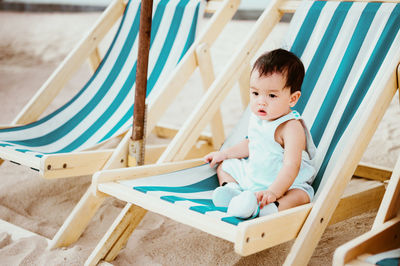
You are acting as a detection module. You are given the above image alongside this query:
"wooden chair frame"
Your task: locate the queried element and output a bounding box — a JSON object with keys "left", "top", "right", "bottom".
{"left": 0, "top": 0, "right": 234, "bottom": 178}
{"left": 85, "top": 0, "right": 400, "bottom": 265}
{"left": 333, "top": 66, "right": 400, "bottom": 266}
{"left": 0, "top": 0, "right": 241, "bottom": 250}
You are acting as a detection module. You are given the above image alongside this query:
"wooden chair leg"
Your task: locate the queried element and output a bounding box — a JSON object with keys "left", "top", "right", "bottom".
{"left": 196, "top": 43, "right": 225, "bottom": 149}
{"left": 238, "top": 61, "right": 251, "bottom": 110}
{"left": 373, "top": 155, "right": 400, "bottom": 228}
{"left": 104, "top": 205, "right": 147, "bottom": 261}
{"left": 333, "top": 217, "right": 400, "bottom": 265}
{"left": 49, "top": 185, "right": 106, "bottom": 249}
{"left": 85, "top": 203, "right": 147, "bottom": 266}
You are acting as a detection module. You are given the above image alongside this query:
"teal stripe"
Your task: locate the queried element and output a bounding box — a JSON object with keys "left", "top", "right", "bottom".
{"left": 100, "top": 0, "right": 198, "bottom": 143}
{"left": 221, "top": 216, "right": 245, "bottom": 226}
{"left": 290, "top": 1, "right": 327, "bottom": 58}
{"left": 376, "top": 258, "right": 399, "bottom": 266}
{"left": 0, "top": 0, "right": 135, "bottom": 133}
{"left": 15, "top": 149, "right": 30, "bottom": 153}
{"left": 0, "top": 0, "right": 197, "bottom": 153}
{"left": 311, "top": 2, "right": 381, "bottom": 146}
{"left": 147, "top": 0, "right": 190, "bottom": 91}
{"left": 296, "top": 1, "right": 353, "bottom": 113}
{"left": 313, "top": 4, "right": 400, "bottom": 191}
{"left": 57, "top": 0, "right": 189, "bottom": 151}
{"left": 2, "top": 2, "right": 142, "bottom": 148}
{"left": 0, "top": 143, "right": 13, "bottom": 147}
{"left": 56, "top": 0, "right": 170, "bottom": 152}
{"left": 99, "top": 105, "right": 133, "bottom": 142}
{"left": 190, "top": 205, "right": 227, "bottom": 214}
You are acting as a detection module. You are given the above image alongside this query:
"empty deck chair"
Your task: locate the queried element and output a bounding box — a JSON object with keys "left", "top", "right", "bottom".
{"left": 0, "top": 0, "right": 240, "bottom": 248}
{"left": 0, "top": 0, "right": 209, "bottom": 178}
{"left": 333, "top": 154, "right": 400, "bottom": 266}
{"left": 87, "top": 0, "right": 400, "bottom": 264}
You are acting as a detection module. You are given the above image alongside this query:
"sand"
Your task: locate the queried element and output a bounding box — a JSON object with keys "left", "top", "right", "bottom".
{"left": 0, "top": 10, "right": 399, "bottom": 266}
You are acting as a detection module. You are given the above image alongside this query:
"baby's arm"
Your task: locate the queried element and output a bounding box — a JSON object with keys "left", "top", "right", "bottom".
{"left": 256, "top": 120, "right": 305, "bottom": 207}
{"left": 204, "top": 139, "right": 249, "bottom": 168}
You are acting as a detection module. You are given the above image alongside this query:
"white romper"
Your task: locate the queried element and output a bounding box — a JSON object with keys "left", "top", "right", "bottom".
{"left": 221, "top": 110, "right": 316, "bottom": 201}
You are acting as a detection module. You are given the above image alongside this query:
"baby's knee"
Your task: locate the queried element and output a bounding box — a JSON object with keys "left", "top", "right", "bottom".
{"left": 296, "top": 189, "right": 311, "bottom": 204}
{"left": 288, "top": 188, "right": 310, "bottom": 204}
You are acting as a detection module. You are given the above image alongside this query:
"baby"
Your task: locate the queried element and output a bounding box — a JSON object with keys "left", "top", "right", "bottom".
{"left": 204, "top": 49, "right": 316, "bottom": 219}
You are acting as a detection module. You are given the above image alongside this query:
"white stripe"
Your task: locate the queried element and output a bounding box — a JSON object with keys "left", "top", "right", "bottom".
{"left": 29, "top": 15, "right": 142, "bottom": 152}
{"left": 3, "top": 0, "right": 179, "bottom": 152}
{"left": 80, "top": 0, "right": 201, "bottom": 150}
{"left": 0, "top": 1, "right": 140, "bottom": 142}
{"left": 0, "top": 0, "right": 202, "bottom": 153}
{"left": 148, "top": 0, "right": 200, "bottom": 103}
{"left": 147, "top": 0, "right": 180, "bottom": 78}
{"left": 0, "top": 1, "right": 139, "bottom": 141}
{"left": 282, "top": 0, "right": 314, "bottom": 50}
{"left": 302, "top": 2, "right": 367, "bottom": 127}
{"left": 42, "top": 1, "right": 148, "bottom": 152}
{"left": 365, "top": 248, "right": 400, "bottom": 264}
{"left": 200, "top": 210, "right": 231, "bottom": 220}
{"left": 312, "top": 3, "right": 395, "bottom": 176}
{"left": 143, "top": 189, "right": 213, "bottom": 200}
{"left": 303, "top": 2, "right": 340, "bottom": 71}
{"left": 120, "top": 164, "right": 216, "bottom": 188}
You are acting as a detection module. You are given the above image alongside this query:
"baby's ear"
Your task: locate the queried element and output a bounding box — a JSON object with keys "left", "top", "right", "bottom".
{"left": 289, "top": 91, "right": 301, "bottom": 107}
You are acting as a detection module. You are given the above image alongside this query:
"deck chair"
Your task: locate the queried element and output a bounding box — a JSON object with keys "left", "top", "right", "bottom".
{"left": 86, "top": 0, "right": 400, "bottom": 264}
{"left": 333, "top": 153, "right": 400, "bottom": 265}
{"left": 0, "top": 0, "right": 240, "bottom": 248}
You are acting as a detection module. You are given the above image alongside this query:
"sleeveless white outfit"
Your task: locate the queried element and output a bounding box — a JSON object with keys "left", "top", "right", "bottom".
{"left": 221, "top": 110, "right": 316, "bottom": 200}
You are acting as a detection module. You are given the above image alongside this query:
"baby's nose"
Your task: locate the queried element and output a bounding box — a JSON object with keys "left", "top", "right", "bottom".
{"left": 258, "top": 98, "right": 267, "bottom": 106}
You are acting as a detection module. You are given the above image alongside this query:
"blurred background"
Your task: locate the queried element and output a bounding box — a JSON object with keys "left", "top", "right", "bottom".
{"left": 0, "top": 0, "right": 269, "bottom": 19}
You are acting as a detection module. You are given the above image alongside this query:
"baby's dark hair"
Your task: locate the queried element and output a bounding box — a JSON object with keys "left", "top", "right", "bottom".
{"left": 252, "top": 49, "right": 305, "bottom": 93}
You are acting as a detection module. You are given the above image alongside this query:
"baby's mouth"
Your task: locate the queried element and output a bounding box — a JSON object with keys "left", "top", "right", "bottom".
{"left": 257, "top": 109, "right": 267, "bottom": 116}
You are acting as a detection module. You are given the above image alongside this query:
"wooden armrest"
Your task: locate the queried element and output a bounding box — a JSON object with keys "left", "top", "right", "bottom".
{"left": 235, "top": 204, "right": 312, "bottom": 256}
{"left": 0, "top": 124, "right": 22, "bottom": 129}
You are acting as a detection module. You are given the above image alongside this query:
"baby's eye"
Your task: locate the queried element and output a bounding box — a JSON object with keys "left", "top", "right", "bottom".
{"left": 269, "top": 94, "right": 277, "bottom": 98}
{"left": 252, "top": 91, "right": 259, "bottom": 96}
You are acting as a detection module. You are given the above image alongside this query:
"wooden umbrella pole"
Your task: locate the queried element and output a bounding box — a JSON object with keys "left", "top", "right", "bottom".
{"left": 129, "top": 0, "right": 153, "bottom": 167}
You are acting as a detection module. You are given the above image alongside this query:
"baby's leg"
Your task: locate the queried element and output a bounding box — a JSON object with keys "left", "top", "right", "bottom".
{"left": 276, "top": 188, "right": 310, "bottom": 211}
{"left": 213, "top": 162, "right": 241, "bottom": 207}
{"left": 216, "top": 163, "right": 237, "bottom": 185}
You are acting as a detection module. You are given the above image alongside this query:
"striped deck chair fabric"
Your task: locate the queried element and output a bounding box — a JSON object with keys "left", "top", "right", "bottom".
{"left": 0, "top": 0, "right": 201, "bottom": 169}
{"left": 111, "top": 1, "right": 400, "bottom": 226}
{"left": 364, "top": 249, "right": 400, "bottom": 266}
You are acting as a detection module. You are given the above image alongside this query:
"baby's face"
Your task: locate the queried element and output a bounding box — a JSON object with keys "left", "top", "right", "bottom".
{"left": 249, "top": 70, "right": 300, "bottom": 121}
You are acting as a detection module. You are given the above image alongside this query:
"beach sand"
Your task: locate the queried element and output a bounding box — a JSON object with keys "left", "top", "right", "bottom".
{"left": 0, "top": 10, "right": 399, "bottom": 265}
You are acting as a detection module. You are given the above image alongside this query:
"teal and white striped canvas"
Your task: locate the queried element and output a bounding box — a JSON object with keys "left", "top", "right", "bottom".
{"left": 0, "top": 0, "right": 201, "bottom": 160}
{"left": 365, "top": 248, "right": 400, "bottom": 266}
{"left": 118, "top": 1, "right": 400, "bottom": 226}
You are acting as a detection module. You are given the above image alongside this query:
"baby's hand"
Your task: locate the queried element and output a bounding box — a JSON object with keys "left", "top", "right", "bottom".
{"left": 203, "top": 151, "right": 227, "bottom": 168}
{"left": 255, "top": 190, "right": 277, "bottom": 208}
